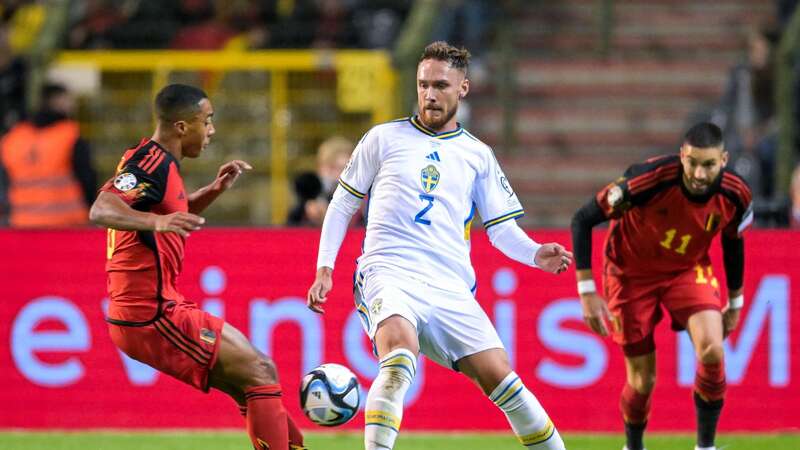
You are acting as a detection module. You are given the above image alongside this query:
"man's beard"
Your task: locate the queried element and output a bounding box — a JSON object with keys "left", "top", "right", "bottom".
{"left": 420, "top": 105, "right": 457, "bottom": 130}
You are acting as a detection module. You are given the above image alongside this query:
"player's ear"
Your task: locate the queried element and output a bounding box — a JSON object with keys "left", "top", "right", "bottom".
{"left": 173, "top": 120, "right": 188, "bottom": 136}
{"left": 721, "top": 149, "right": 729, "bottom": 167}
{"left": 459, "top": 77, "right": 470, "bottom": 99}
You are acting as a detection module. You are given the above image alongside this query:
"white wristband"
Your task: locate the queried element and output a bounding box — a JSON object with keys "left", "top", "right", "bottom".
{"left": 728, "top": 294, "right": 744, "bottom": 309}
{"left": 577, "top": 279, "right": 597, "bottom": 295}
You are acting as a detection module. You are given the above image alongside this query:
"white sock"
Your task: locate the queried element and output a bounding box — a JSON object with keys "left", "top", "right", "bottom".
{"left": 490, "top": 372, "right": 566, "bottom": 449}
{"left": 364, "top": 348, "right": 417, "bottom": 450}
{"left": 695, "top": 447, "right": 716, "bottom": 450}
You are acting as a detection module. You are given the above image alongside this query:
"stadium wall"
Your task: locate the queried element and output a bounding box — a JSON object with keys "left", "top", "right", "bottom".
{"left": 0, "top": 229, "right": 795, "bottom": 431}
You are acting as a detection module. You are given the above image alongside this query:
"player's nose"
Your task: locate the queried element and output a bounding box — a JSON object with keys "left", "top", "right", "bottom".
{"left": 693, "top": 167, "right": 706, "bottom": 179}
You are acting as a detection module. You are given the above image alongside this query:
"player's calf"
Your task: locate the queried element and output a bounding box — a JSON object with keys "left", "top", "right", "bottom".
{"left": 213, "top": 324, "right": 292, "bottom": 450}
{"left": 694, "top": 359, "right": 726, "bottom": 450}
{"left": 364, "top": 348, "right": 417, "bottom": 450}
{"left": 490, "top": 372, "right": 565, "bottom": 449}
{"left": 620, "top": 383, "right": 652, "bottom": 450}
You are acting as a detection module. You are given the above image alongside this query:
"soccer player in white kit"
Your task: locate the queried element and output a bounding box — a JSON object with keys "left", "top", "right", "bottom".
{"left": 307, "top": 41, "right": 573, "bottom": 450}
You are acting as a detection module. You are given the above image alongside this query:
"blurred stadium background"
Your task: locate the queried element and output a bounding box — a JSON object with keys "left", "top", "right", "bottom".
{"left": 1, "top": 0, "right": 799, "bottom": 449}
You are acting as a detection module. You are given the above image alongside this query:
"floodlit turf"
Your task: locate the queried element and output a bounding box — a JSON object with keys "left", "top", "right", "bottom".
{"left": 1, "top": 431, "right": 799, "bottom": 450}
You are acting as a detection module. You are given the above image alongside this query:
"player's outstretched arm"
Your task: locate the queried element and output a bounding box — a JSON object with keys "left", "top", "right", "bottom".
{"left": 90, "top": 191, "right": 205, "bottom": 237}
{"left": 188, "top": 160, "right": 252, "bottom": 214}
{"left": 534, "top": 243, "right": 574, "bottom": 274}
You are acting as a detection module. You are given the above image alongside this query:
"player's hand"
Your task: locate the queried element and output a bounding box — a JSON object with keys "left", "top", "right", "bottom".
{"left": 580, "top": 292, "right": 611, "bottom": 336}
{"left": 213, "top": 160, "right": 252, "bottom": 191}
{"left": 308, "top": 267, "right": 333, "bottom": 314}
{"left": 153, "top": 211, "right": 205, "bottom": 237}
{"left": 534, "top": 243, "right": 574, "bottom": 274}
{"left": 722, "top": 305, "right": 741, "bottom": 338}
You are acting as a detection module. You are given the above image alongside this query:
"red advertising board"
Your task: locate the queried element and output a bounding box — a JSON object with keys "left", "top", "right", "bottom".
{"left": 0, "top": 229, "right": 796, "bottom": 431}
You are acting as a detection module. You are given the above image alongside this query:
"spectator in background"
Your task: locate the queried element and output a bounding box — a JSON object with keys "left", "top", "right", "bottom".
{"left": 0, "top": 24, "right": 26, "bottom": 135}
{"left": 317, "top": 135, "right": 353, "bottom": 199}
{"left": 171, "top": 0, "right": 239, "bottom": 50}
{"left": 312, "top": 0, "right": 358, "bottom": 48}
{"left": 287, "top": 171, "right": 327, "bottom": 226}
{"left": 287, "top": 135, "right": 356, "bottom": 226}
{"left": 711, "top": 25, "right": 781, "bottom": 200}
{"left": 68, "top": 0, "right": 179, "bottom": 49}
{"left": 0, "top": 83, "right": 97, "bottom": 227}
{"left": 352, "top": 0, "right": 410, "bottom": 49}
{"left": 67, "top": 0, "right": 133, "bottom": 49}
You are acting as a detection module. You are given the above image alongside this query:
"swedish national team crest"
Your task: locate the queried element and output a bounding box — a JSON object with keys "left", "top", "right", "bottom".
{"left": 420, "top": 165, "right": 440, "bottom": 193}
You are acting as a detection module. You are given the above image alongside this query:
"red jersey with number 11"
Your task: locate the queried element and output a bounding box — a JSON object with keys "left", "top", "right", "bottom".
{"left": 594, "top": 155, "right": 752, "bottom": 279}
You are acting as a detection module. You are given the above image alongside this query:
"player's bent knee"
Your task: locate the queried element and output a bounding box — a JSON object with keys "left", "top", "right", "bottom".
{"left": 374, "top": 315, "right": 419, "bottom": 355}
{"left": 697, "top": 342, "right": 724, "bottom": 364}
{"left": 630, "top": 372, "right": 656, "bottom": 394}
{"left": 250, "top": 355, "right": 278, "bottom": 386}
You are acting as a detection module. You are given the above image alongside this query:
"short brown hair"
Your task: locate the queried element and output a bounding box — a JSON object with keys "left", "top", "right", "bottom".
{"left": 419, "top": 41, "right": 471, "bottom": 73}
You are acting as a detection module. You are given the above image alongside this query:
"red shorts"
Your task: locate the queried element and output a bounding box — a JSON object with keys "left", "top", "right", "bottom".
{"left": 108, "top": 300, "right": 224, "bottom": 392}
{"left": 603, "top": 264, "right": 722, "bottom": 357}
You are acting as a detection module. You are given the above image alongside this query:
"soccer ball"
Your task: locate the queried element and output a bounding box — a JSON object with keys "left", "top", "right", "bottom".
{"left": 299, "top": 363, "right": 360, "bottom": 426}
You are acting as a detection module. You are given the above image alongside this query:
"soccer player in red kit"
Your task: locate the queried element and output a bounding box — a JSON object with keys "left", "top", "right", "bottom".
{"left": 570, "top": 123, "right": 752, "bottom": 450}
{"left": 90, "top": 84, "right": 305, "bottom": 450}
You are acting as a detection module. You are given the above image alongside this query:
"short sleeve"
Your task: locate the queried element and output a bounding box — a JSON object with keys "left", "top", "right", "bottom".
{"left": 100, "top": 147, "right": 169, "bottom": 210}
{"left": 474, "top": 152, "right": 524, "bottom": 229}
{"left": 337, "top": 129, "right": 379, "bottom": 200}
{"left": 595, "top": 156, "right": 680, "bottom": 219}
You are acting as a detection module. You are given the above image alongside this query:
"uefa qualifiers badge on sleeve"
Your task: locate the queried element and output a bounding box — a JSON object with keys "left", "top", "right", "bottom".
{"left": 114, "top": 173, "right": 138, "bottom": 191}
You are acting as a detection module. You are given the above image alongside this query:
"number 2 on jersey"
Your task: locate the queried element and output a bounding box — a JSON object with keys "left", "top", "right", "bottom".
{"left": 415, "top": 194, "right": 435, "bottom": 225}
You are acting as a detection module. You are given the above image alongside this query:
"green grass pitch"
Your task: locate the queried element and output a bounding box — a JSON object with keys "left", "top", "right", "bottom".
{"left": 1, "top": 431, "right": 798, "bottom": 450}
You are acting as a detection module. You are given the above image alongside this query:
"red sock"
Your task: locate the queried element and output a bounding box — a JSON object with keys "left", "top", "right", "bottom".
{"left": 245, "top": 385, "right": 289, "bottom": 450}
{"left": 620, "top": 383, "right": 652, "bottom": 424}
{"left": 287, "top": 412, "right": 304, "bottom": 448}
{"left": 238, "top": 404, "right": 248, "bottom": 418}
{"left": 695, "top": 361, "right": 726, "bottom": 402}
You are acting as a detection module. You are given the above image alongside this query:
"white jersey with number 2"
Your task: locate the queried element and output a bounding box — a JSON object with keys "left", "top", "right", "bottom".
{"left": 335, "top": 116, "right": 524, "bottom": 294}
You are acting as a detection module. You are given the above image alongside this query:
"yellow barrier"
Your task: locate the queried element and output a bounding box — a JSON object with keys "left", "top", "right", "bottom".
{"left": 53, "top": 50, "right": 398, "bottom": 225}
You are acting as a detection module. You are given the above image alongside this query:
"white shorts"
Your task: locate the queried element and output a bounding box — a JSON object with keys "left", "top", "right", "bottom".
{"left": 354, "top": 265, "right": 505, "bottom": 370}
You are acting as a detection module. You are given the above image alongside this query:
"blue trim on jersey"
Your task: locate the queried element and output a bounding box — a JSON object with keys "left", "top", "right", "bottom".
{"left": 464, "top": 203, "right": 476, "bottom": 225}
{"left": 409, "top": 116, "right": 464, "bottom": 140}
{"left": 470, "top": 282, "right": 477, "bottom": 294}
{"left": 484, "top": 209, "right": 525, "bottom": 229}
